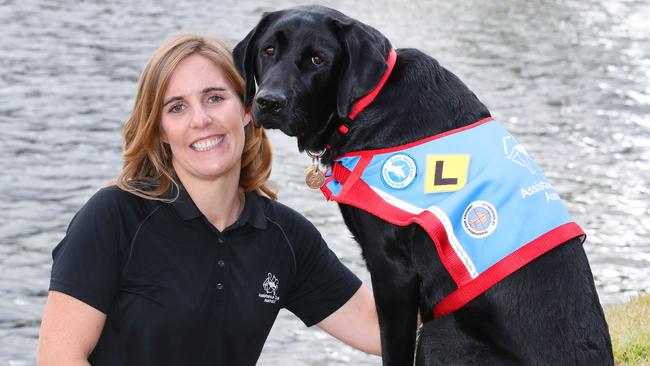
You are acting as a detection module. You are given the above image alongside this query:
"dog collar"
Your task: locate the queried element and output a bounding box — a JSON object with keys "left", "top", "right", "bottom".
{"left": 325, "top": 48, "right": 397, "bottom": 149}
{"left": 348, "top": 48, "right": 398, "bottom": 121}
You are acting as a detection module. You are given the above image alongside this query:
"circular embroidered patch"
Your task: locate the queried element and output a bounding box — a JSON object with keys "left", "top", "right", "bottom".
{"left": 462, "top": 200, "right": 498, "bottom": 238}
{"left": 381, "top": 153, "right": 417, "bottom": 189}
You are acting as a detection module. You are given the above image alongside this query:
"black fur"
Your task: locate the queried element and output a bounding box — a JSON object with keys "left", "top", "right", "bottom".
{"left": 234, "top": 5, "right": 613, "bottom": 365}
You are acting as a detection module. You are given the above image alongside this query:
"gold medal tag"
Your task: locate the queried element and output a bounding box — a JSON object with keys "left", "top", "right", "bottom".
{"left": 304, "top": 150, "right": 326, "bottom": 189}
{"left": 305, "top": 168, "right": 325, "bottom": 189}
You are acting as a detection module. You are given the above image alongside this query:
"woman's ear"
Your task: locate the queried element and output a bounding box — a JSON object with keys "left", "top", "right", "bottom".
{"left": 243, "top": 109, "right": 252, "bottom": 127}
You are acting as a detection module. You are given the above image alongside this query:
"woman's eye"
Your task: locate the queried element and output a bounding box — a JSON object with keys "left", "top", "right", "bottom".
{"left": 169, "top": 104, "right": 185, "bottom": 113}
{"left": 263, "top": 46, "right": 275, "bottom": 56}
{"left": 311, "top": 56, "right": 324, "bottom": 65}
{"left": 208, "top": 95, "right": 223, "bottom": 103}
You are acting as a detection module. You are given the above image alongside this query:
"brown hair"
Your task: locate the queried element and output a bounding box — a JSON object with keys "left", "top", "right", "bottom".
{"left": 116, "top": 34, "right": 276, "bottom": 200}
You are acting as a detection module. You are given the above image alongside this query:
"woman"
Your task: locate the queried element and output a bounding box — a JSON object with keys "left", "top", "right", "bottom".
{"left": 38, "top": 34, "right": 380, "bottom": 365}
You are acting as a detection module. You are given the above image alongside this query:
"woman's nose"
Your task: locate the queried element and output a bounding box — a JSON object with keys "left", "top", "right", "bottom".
{"left": 190, "top": 106, "right": 213, "bottom": 128}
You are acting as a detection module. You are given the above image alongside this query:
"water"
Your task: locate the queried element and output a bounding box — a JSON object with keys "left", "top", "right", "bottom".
{"left": 1, "top": 0, "right": 648, "bottom": 364}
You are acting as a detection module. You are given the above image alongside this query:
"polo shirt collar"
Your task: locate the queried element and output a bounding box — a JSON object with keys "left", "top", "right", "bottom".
{"left": 166, "top": 184, "right": 202, "bottom": 220}
{"left": 166, "top": 183, "right": 267, "bottom": 230}
{"left": 238, "top": 191, "right": 268, "bottom": 230}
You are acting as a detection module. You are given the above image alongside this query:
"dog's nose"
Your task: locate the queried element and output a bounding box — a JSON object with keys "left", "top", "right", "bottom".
{"left": 255, "top": 91, "right": 288, "bottom": 113}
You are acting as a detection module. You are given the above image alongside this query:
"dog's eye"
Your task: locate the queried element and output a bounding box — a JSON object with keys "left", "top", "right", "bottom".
{"left": 263, "top": 46, "right": 275, "bottom": 57}
{"left": 311, "top": 56, "right": 324, "bottom": 66}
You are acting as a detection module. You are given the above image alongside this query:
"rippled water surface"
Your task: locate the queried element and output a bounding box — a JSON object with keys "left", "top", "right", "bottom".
{"left": 1, "top": 0, "right": 649, "bottom": 364}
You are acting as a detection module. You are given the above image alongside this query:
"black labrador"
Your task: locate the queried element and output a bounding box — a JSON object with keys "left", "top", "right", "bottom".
{"left": 234, "top": 5, "right": 613, "bottom": 365}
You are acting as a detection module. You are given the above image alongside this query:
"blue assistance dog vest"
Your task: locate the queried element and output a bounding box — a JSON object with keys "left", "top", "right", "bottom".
{"left": 321, "top": 117, "right": 585, "bottom": 317}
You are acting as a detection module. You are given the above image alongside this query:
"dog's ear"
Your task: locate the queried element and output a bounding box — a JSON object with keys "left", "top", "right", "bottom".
{"left": 332, "top": 17, "right": 392, "bottom": 120}
{"left": 233, "top": 12, "right": 276, "bottom": 107}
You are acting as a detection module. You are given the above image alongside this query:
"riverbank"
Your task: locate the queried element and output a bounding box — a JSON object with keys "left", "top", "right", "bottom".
{"left": 606, "top": 294, "right": 650, "bottom": 366}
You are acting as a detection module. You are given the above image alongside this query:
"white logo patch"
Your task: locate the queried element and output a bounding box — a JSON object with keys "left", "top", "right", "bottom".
{"left": 258, "top": 273, "right": 280, "bottom": 304}
{"left": 381, "top": 154, "right": 417, "bottom": 189}
{"left": 462, "top": 200, "right": 498, "bottom": 238}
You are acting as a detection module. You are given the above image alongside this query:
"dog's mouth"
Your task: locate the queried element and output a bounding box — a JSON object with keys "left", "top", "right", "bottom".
{"left": 251, "top": 90, "right": 337, "bottom": 152}
{"left": 254, "top": 106, "right": 339, "bottom": 154}
{"left": 253, "top": 112, "right": 300, "bottom": 137}
{"left": 253, "top": 101, "right": 310, "bottom": 137}
{"left": 278, "top": 124, "right": 299, "bottom": 137}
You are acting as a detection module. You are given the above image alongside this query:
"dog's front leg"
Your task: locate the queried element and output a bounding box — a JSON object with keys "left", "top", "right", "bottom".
{"left": 341, "top": 206, "right": 419, "bottom": 366}
{"left": 366, "top": 244, "right": 419, "bottom": 366}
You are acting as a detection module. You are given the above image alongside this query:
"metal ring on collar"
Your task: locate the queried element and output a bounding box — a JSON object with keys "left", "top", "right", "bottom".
{"left": 306, "top": 149, "right": 326, "bottom": 159}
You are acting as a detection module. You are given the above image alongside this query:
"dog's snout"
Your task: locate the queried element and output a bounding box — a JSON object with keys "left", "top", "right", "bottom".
{"left": 255, "top": 91, "right": 288, "bottom": 113}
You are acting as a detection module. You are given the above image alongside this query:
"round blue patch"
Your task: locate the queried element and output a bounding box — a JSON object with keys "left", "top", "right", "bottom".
{"left": 381, "top": 153, "right": 417, "bottom": 189}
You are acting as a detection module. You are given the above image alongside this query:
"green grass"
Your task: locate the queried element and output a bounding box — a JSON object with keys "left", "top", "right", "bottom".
{"left": 606, "top": 294, "right": 650, "bottom": 366}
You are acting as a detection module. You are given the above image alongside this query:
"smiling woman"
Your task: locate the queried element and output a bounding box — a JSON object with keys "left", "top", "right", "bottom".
{"left": 36, "top": 34, "right": 380, "bottom": 366}
{"left": 117, "top": 34, "right": 275, "bottom": 203}
{"left": 159, "top": 54, "right": 252, "bottom": 221}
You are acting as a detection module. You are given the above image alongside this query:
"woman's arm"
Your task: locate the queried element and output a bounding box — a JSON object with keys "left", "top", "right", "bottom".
{"left": 316, "top": 286, "right": 382, "bottom": 356}
{"left": 37, "top": 291, "right": 106, "bottom": 366}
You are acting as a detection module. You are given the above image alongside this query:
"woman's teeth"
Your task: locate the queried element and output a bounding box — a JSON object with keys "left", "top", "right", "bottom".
{"left": 191, "top": 136, "right": 224, "bottom": 151}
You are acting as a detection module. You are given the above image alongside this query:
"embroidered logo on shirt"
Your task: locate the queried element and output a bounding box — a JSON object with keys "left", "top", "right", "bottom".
{"left": 381, "top": 153, "right": 417, "bottom": 189}
{"left": 462, "top": 200, "right": 498, "bottom": 238}
{"left": 424, "top": 154, "right": 470, "bottom": 193}
{"left": 258, "top": 273, "right": 280, "bottom": 304}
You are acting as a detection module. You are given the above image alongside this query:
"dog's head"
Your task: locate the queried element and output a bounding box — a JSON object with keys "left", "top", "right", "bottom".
{"left": 233, "top": 5, "right": 392, "bottom": 151}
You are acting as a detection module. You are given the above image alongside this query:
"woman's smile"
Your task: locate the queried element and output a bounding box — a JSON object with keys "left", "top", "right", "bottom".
{"left": 190, "top": 135, "right": 225, "bottom": 152}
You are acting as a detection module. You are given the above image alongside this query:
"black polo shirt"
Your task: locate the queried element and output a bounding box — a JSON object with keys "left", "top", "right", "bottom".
{"left": 49, "top": 186, "right": 361, "bottom": 365}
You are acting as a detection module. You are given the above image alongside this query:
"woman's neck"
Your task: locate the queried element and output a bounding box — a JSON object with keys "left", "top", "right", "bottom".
{"left": 176, "top": 169, "right": 245, "bottom": 232}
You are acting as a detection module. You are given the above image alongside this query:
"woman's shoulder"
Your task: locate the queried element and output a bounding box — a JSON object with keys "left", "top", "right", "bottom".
{"left": 80, "top": 184, "right": 162, "bottom": 221}
{"left": 262, "top": 196, "right": 310, "bottom": 224}
{"left": 260, "top": 196, "right": 321, "bottom": 240}
{"left": 87, "top": 184, "right": 146, "bottom": 205}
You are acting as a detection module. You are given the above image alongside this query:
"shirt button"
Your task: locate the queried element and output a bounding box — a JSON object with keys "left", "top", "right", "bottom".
{"left": 216, "top": 283, "right": 223, "bottom": 290}
{"left": 217, "top": 260, "right": 225, "bottom": 267}
{"left": 218, "top": 237, "right": 225, "bottom": 244}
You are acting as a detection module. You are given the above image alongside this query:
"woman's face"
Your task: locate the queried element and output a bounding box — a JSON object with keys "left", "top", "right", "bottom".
{"left": 160, "top": 54, "right": 250, "bottom": 183}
